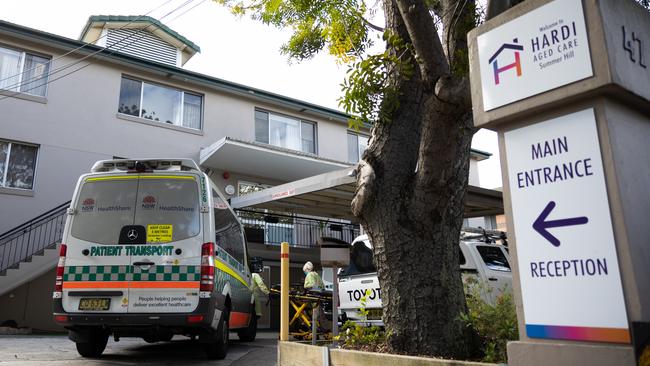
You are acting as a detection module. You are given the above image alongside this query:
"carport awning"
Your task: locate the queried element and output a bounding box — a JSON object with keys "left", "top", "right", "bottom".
{"left": 199, "top": 137, "right": 351, "bottom": 182}
{"left": 230, "top": 168, "right": 503, "bottom": 221}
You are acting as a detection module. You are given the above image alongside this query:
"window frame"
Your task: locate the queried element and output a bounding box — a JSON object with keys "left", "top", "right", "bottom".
{"left": 347, "top": 132, "right": 370, "bottom": 163}
{"left": 0, "top": 138, "right": 39, "bottom": 194}
{"left": 117, "top": 75, "right": 204, "bottom": 131}
{"left": 254, "top": 108, "right": 318, "bottom": 154}
{"left": 0, "top": 43, "right": 51, "bottom": 98}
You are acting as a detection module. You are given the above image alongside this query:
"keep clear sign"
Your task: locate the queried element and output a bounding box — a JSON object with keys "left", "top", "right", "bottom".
{"left": 504, "top": 108, "right": 629, "bottom": 344}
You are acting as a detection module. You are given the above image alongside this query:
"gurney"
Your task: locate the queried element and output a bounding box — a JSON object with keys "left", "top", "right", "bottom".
{"left": 270, "top": 284, "right": 333, "bottom": 340}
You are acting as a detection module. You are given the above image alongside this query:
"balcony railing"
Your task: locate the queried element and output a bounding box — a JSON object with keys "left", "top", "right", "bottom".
{"left": 235, "top": 209, "right": 360, "bottom": 248}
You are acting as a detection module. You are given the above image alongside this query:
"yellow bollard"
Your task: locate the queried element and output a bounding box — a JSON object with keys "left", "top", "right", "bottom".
{"left": 280, "top": 242, "right": 289, "bottom": 341}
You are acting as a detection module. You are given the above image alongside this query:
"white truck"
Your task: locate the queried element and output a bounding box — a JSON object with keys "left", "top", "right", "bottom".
{"left": 338, "top": 234, "right": 512, "bottom": 326}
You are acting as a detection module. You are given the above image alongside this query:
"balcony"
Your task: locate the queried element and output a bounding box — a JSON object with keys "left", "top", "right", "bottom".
{"left": 235, "top": 209, "right": 360, "bottom": 248}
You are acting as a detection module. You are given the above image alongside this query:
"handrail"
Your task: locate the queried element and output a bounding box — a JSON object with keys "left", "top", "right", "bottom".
{"left": 0, "top": 201, "right": 70, "bottom": 274}
{"left": 0, "top": 201, "right": 71, "bottom": 242}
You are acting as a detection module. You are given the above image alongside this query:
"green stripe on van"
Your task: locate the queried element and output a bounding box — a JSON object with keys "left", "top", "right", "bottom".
{"left": 63, "top": 265, "right": 200, "bottom": 282}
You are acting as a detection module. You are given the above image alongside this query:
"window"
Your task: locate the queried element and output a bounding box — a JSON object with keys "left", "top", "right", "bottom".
{"left": 340, "top": 241, "right": 376, "bottom": 276}
{"left": 212, "top": 189, "right": 246, "bottom": 264}
{"left": 0, "top": 46, "right": 50, "bottom": 97}
{"left": 118, "top": 76, "right": 202, "bottom": 130}
{"left": 0, "top": 140, "right": 38, "bottom": 190}
{"left": 255, "top": 110, "right": 316, "bottom": 154}
{"left": 71, "top": 177, "right": 200, "bottom": 244}
{"left": 476, "top": 245, "right": 511, "bottom": 272}
{"left": 347, "top": 133, "right": 369, "bottom": 163}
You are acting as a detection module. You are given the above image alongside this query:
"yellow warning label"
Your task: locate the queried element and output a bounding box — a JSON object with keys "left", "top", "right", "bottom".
{"left": 147, "top": 224, "right": 173, "bottom": 243}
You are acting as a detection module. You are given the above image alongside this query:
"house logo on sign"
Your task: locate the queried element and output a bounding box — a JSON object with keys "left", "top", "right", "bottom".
{"left": 488, "top": 38, "right": 524, "bottom": 85}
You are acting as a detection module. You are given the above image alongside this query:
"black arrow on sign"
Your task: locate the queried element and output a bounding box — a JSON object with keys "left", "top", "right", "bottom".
{"left": 532, "top": 201, "right": 589, "bottom": 247}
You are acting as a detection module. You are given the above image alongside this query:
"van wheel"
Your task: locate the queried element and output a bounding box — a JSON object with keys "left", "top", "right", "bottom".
{"left": 205, "top": 311, "right": 229, "bottom": 359}
{"left": 75, "top": 329, "right": 108, "bottom": 358}
{"left": 237, "top": 311, "right": 257, "bottom": 342}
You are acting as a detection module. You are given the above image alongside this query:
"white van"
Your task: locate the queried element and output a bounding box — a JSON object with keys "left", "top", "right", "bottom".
{"left": 52, "top": 159, "right": 256, "bottom": 359}
{"left": 338, "top": 234, "right": 512, "bottom": 326}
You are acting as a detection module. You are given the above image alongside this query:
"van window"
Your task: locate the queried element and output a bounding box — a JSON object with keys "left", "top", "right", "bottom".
{"left": 459, "top": 248, "right": 466, "bottom": 265}
{"left": 213, "top": 189, "right": 245, "bottom": 264}
{"left": 134, "top": 178, "right": 200, "bottom": 242}
{"left": 71, "top": 177, "right": 200, "bottom": 244}
{"left": 72, "top": 179, "right": 138, "bottom": 244}
{"left": 476, "top": 245, "right": 510, "bottom": 272}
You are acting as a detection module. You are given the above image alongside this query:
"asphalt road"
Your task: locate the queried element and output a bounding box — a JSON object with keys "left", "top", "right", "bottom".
{"left": 0, "top": 331, "right": 278, "bottom": 365}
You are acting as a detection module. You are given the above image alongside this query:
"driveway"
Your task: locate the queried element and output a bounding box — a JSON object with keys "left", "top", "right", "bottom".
{"left": 0, "top": 331, "right": 278, "bottom": 365}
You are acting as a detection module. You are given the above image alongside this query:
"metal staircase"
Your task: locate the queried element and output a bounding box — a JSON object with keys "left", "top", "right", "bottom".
{"left": 0, "top": 201, "right": 69, "bottom": 295}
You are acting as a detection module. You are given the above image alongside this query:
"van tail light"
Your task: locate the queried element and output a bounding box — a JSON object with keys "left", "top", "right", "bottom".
{"left": 200, "top": 242, "right": 215, "bottom": 292}
{"left": 187, "top": 315, "right": 204, "bottom": 323}
{"left": 54, "top": 244, "right": 67, "bottom": 293}
{"left": 54, "top": 315, "right": 68, "bottom": 323}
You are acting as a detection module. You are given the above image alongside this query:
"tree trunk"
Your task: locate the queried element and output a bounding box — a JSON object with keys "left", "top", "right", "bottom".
{"left": 351, "top": 0, "right": 476, "bottom": 358}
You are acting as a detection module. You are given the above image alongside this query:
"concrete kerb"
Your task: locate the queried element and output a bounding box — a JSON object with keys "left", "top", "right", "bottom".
{"left": 278, "top": 341, "right": 499, "bottom": 366}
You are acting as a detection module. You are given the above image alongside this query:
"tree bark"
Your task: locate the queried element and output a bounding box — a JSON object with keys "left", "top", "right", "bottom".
{"left": 352, "top": 0, "right": 476, "bottom": 358}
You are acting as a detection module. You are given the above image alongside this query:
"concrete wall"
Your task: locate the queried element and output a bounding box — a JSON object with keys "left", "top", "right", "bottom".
{"left": 0, "top": 268, "right": 62, "bottom": 332}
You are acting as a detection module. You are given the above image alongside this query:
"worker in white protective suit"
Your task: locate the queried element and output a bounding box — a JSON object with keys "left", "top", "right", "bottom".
{"left": 250, "top": 257, "right": 269, "bottom": 318}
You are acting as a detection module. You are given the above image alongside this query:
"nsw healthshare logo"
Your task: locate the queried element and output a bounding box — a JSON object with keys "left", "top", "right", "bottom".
{"left": 488, "top": 38, "right": 524, "bottom": 85}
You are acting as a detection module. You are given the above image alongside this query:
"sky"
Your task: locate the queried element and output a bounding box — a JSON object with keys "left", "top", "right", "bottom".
{"left": 0, "top": 0, "right": 502, "bottom": 189}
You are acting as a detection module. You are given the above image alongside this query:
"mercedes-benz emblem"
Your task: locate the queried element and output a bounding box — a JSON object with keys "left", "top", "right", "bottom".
{"left": 127, "top": 229, "right": 138, "bottom": 240}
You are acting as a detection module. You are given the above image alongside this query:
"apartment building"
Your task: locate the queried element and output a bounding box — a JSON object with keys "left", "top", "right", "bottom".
{"left": 0, "top": 16, "right": 498, "bottom": 330}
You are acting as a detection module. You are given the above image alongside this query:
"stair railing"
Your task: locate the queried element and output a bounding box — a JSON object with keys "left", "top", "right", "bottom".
{"left": 0, "top": 201, "right": 70, "bottom": 274}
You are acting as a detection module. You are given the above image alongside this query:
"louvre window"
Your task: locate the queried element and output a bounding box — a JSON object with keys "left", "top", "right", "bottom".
{"left": 118, "top": 76, "right": 202, "bottom": 130}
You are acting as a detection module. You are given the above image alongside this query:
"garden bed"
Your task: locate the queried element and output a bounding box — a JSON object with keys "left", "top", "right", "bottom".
{"left": 278, "top": 341, "right": 498, "bottom": 366}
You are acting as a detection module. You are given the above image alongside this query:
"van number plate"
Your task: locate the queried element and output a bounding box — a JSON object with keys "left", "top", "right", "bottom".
{"left": 78, "top": 298, "right": 110, "bottom": 311}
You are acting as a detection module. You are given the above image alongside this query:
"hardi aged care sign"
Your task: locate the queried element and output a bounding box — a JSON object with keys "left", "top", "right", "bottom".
{"left": 504, "top": 109, "right": 629, "bottom": 344}
{"left": 477, "top": 0, "right": 593, "bottom": 111}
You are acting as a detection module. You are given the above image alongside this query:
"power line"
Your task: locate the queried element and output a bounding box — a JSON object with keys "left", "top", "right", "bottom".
{"left": 167, "top": 0, "right": 208, "bottom": 24}
{"left": 0, "top": 0, "right": 195, "bottom": 93}
{"left": 0, "top": 0, "right": 199, "bottom": 100}
{"left": 0, "top": 0, "right": 174, "bottom": 86}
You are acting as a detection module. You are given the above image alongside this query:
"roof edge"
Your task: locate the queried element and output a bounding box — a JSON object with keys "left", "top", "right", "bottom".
{"left": 80, "top": 15, "right": 200, "bottom": 53}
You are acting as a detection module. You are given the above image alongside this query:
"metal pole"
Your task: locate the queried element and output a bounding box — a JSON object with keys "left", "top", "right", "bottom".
{"left": 332, "top": 265, "right": 338, "bottom": 347}
{"left": 280, "top": 242, "right": 289, "bottom": 341}
{"left": 312, "top": 306, "right": 317, "bottom": 345}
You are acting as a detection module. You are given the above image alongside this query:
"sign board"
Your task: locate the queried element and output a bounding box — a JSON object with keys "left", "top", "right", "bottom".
{"left": 147, "top": 224, "right": 173, "bottom": 243}
{"left": 504, "top": 108, "right": 629, "bottom": 344}
{"left": 477, "top": 0, "right": 593, "bottom": 111}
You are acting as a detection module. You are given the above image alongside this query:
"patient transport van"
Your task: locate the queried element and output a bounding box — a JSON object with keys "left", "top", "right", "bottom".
{"left": 53, "top": 159, "right": 256, "bottom": 359}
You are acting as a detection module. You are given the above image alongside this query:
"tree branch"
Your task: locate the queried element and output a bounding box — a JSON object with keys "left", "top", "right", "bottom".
{"left": 394, "top": 0, "right": 449, "bottom": 87}
{"left": 359, "top": 14, "right": 385, "bottom": 32}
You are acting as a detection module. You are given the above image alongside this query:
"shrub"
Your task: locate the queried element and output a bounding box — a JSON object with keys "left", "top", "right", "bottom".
{"left": 459, "top": 279, "right": 519, "bottom": 363}
{"left": 336, "top": 289, "right": 387, "bottom": 351}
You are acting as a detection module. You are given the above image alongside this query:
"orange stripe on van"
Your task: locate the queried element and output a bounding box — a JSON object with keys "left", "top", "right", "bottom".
{"left": 229, "top": 311, "right": 250, "bottom": 328}
{"left": 63, "top": 282, "right": 126, "bottom": 289}
{"left": 62, "top": 281, "right": 199, "bottom": 289}
{"left": 129, "top": 281, "right": 199, "bottom": 289}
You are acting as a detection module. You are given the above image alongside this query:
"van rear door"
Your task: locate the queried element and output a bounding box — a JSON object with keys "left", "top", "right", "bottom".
{"left": 63, "top": 176, "right": 138, "bottom": 314}
{"left": 127, "top": 175, "right": 202, "bottom": 313}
